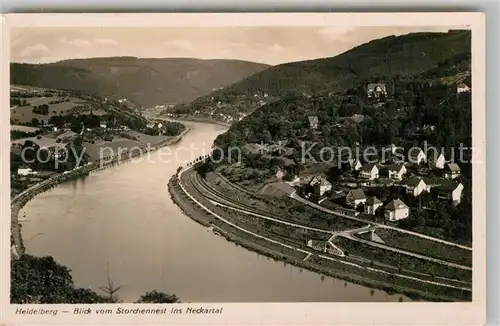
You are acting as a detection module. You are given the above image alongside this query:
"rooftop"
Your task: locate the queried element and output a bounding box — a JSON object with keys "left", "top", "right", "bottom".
{"left": 348, "top": 188, "right": 366, "bottom": 200}
{"left": 361, "top": 163, "right": 377, "bottom": 173}
{"left": 404, "top": 177, "right": 426, "bottom": 187}
{"left": 385, "top": 198, "right": 408, "bottom": 211}
{"left": 446, "top": 163, "right": 461, "bottom": 172}
{"left": 366, "top": 196, "right": 382, "bottom": 205}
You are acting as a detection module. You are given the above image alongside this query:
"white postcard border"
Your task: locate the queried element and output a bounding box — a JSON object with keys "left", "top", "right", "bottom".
{"left": 1, "top": 12, "right": 486, "bottom": 325}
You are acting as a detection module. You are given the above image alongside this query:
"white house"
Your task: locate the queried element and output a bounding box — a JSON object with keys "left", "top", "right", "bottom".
{"left": 17, "top": 167, "right": 36, "bottom": 176}
{"left": 365, "top": 196, "right": 383, "bottom": 215}
{"left": 384, "top": 198, "right": 410, "bottom": 221}
{"left": 367, "top": 83, "right": 388, "bottom": 99}
{"left": 403, "top": 177, "right": 428, "bottom": 197}
{"left": 308, "top": 116, "right": 319, "bottom": 130}
{"left": 436, "top": 182, "right": 464, "bottom": 205}
{"left": 100, "top": 122, "right": 107, "bottom": 129}
{"left": 457, "top": 83, "right": 471, "bottom": 93}
{"left": 409, "top": 148, "right": 426, "bottom": 165}
{"left": 309, "top": 176, "right": 332, "bottom": 196}
{"left": 387, "top": 164, "right": 407, "bottom": 181}
{"left": 346, "top": 189, "right": 367, "bottom": 208}
{"left": 359, "top": 164, "right": 379, "bottom": 180}
{"left": 444, "top": 163, "right": 461, "bottom": 180}
{"left": 428, "top": 152, "right": 446, "bottom": 169}
{"left": 276, "top": 168, "right": 284, "bottom": 180}
{"left": 348, "top": 158, "right": 363, "bottom": 171}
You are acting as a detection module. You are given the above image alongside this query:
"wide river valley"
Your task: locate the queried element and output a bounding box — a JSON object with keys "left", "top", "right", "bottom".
{"left": 21, "top": 121, "right": 408, "bottom": 302}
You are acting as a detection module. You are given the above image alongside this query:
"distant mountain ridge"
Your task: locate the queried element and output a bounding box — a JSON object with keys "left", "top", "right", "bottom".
{"left": 10, "top": 57, "right": 270, "bottom": 107}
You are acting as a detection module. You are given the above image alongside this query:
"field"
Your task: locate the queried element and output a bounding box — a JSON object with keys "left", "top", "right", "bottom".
{"left": 333, "top": 237, "right": 472, "bottom": 282}
{"left": 371, "top": 229, "right": 472, "bottom": 266}
{"left": 204, "top": 172, "right": 367, "bottom": 231}
{"left": 10, "top": 97, "right": 89, "bottom": 124}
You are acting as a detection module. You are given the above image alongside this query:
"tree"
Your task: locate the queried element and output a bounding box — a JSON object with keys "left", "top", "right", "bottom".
{"left": 11, "top": 254, "right": 181, "bottom": 304}
{"left": 98, "top": 263, "right": 124, "bottom": 303}
{"left": 135, "top": 290, "right": 180, "bottom": 303}
{"left": 11, "top": 255, "right": 76, "bottom": 303}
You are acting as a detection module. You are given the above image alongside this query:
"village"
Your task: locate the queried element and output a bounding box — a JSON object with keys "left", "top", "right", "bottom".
{"left": 233, "top": 81, "right": 471, "bottom": 230}
{"left": 9, "top": 85, "right": 185, "bottom": 198}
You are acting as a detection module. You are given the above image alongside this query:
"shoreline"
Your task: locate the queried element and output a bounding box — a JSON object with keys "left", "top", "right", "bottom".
{"left": 160, "top": 116, "right": 232, "bottom": 128}
{"left": 10, "top": 127, "right": 191, "bottom": 257}
{"left": 167, "top": 174, "right": 470, "bottom": 303}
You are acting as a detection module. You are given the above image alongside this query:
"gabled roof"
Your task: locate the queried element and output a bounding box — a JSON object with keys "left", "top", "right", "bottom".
{"left": 367, "top": 83, "right": 387, "bottom": 92}
{"left": 349, "top": 114, "right": 365, "bottom": 123}
{"left": 436, "top": 181, "right": 463, "bottom": 192}
{"left": 349, "top": 158, "right": 362, "bottom": 165}
{"left": 310, "top": 176, "right": 331, "bottom": 187}
{"left": 361, "top": 163, "right": 378, "bottom": 173}
{"left": 446, "top": 163, "right": 461, "bottom": 172}
{"left": 427, "top": 151, "right": 445, "bottom": 162}
{"left": 348, "top": 189, "right": 366, "bottom": 200}
{"left": 404, "top": 177, "right": 426, "bottom": 187}
{"left": 409, "top": 148, "right": 425, "bottom": 159}
{"left": 366, "top": 196, "right": 382, "bottom": 205}
{"left": 385, "top": 198, "right": 408, "bottom": 211}
{"left": 308, "top": 116, "right": 319, "bottom": 124}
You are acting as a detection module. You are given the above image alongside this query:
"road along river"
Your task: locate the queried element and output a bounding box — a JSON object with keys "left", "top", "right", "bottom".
{"left": 20, "top": 121, "right": 409, "bottom": 302}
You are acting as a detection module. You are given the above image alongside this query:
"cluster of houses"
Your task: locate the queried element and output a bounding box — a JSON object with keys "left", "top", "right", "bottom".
{"left": 296, "top": 145, "right": 465, "bottom": 222}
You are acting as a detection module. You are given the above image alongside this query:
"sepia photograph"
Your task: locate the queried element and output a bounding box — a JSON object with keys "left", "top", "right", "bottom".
{"left": 2, "top": 12, "right": 486, "bottom": 325}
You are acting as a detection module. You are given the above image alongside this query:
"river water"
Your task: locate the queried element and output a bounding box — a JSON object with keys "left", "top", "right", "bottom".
{"left": 21, "top": 121, "right": 407, "bottom": 303}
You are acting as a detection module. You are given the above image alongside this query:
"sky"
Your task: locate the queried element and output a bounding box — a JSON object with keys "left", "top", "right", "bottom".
{"left": 11, "top": 26, "right": 463, "bottom": 65}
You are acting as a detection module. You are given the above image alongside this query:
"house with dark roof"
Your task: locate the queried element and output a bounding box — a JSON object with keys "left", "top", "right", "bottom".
{"left": 364, "top": 196, "right": 383, "bottom": 215}
{"left": 384, "top": 198, "right": 409, "bottom": 221}
{"left": 346, "top": 189, "right": 367, "bottom": 208}
{"left": 444, "top": 163, "right": 461, "bottom": 180}
{"left": 435, "top": 181, "right": 464, "bottom": 205}
{"left": 367, "top": 83, "right": 387, "bottom": 99}
{"left": 309, "top": 176, "right": 332, "bottom": 196}
{"left": 408, "top": 148, "right": 426, "bottom": 165}
{"left": 387, "top": 163, "right": 407, "bottom": 181}
{"left": 428, "top": 151, "right": 446, "bottom": 170}
{"left": 457, "top": 82, "right": 471, "bottom": 93}
{"left": 402, "top": 177, "right": 428, "bottom": 197}
{"left": 359, "top": 163, "right": 379, "bottom": 180}
{"left": 348, "top": 158, "right": 363, "bottom": 171}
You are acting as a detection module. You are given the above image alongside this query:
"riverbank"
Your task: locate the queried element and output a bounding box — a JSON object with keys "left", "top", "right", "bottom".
{"left": 167, "top": 174, "right": 470, "bottom": 303}
{"left": 162, "top": 116, "right": 231, "bottom": 128}
{"left": 10, "top": 127, "right": 191, "bottom": 256}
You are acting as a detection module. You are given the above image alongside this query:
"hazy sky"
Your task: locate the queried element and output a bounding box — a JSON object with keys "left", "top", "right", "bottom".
{"left": 11, "top": 26, "right": 461, "bottom": 65}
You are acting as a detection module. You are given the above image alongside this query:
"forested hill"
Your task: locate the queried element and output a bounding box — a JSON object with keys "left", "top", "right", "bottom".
{"left": 10, "top": 57, "right": 270, "bottom": 107}
{"left": 177, "top": 30, "right": 470, "bottom": 117}
{"left": 217, "top": 30, "right": 470, "bottom": 96}
{"left": 213, "top": 60, "right": 472, "bottom": 155}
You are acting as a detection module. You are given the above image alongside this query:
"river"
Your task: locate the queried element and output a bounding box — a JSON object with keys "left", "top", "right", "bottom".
{"left": 20, "top": 121, "right": 408, "bottom": 303}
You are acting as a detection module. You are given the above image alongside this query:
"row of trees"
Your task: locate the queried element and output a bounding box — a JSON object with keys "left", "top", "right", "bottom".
{"left": 32, "top": 104, "right": 50, "bottom": 115}
{"left": 10, "top": 98, "right": 28, "bottom": 107}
